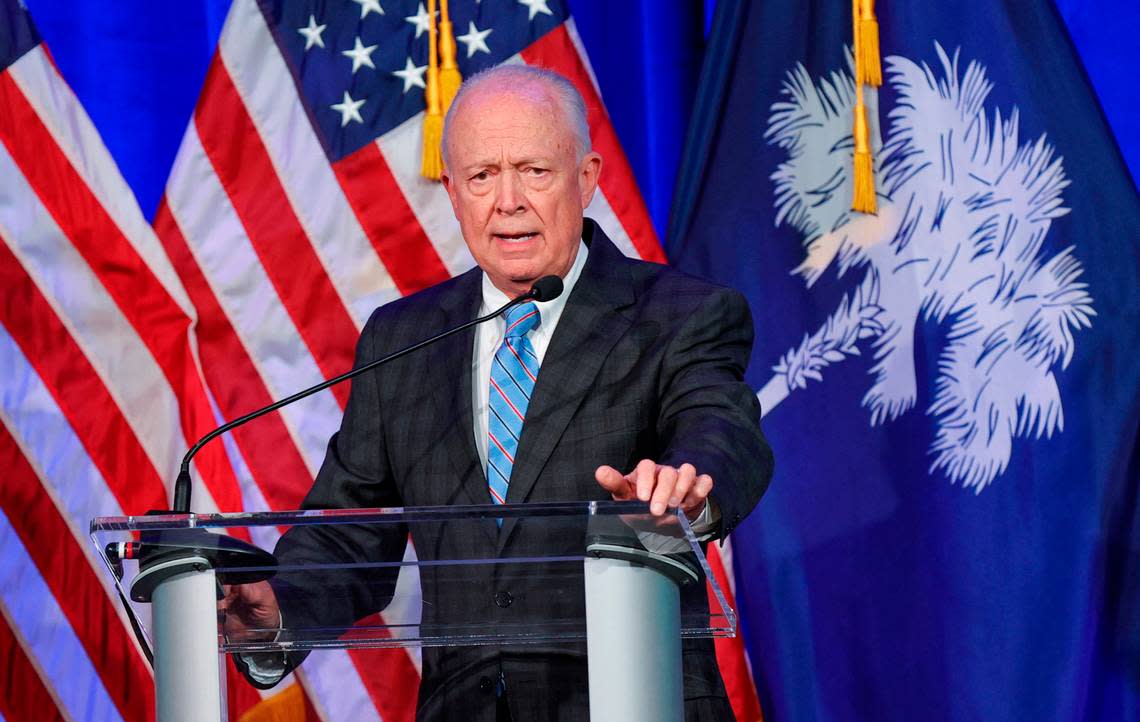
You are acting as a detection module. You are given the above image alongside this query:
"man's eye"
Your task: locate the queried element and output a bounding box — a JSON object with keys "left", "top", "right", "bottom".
{"left": 526, "top": 167, "right": 548, "bottom": 176}
{"left": 471, "top": 171, "right": 490, "bottom": 182}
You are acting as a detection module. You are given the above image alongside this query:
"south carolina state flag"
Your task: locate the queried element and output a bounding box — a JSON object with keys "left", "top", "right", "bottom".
{"left": 668, "top": 1, "right": 1140, "bottom": 720}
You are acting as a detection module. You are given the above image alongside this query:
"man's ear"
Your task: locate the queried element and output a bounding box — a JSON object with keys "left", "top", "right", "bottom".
{"left": 440, "top": 166, "right": 460, "bottom": 217}
{"left": 578, "top": 151, "right": 603, "bottom": 209}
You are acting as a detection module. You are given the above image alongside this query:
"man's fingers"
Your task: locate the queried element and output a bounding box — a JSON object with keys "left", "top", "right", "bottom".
{"left": 634, "top": 459, "right": 657, "bottom": 502}
{"left": 600, "top": 461, "right": 712, "bottom": 517}
{"left": 681, "top": 474, "right": 715, "bottom": 516}
{"left": 669, "top": 463, "right": 697, "bottom": 507}
{"left": 595, "top": 465, "right": 631, "bottom": 497}
{"left": 650, "top": 465, "right": 678, "bottom": 515}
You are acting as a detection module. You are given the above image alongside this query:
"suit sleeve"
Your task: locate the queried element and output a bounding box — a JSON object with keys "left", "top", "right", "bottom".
{"left": 655, "top": 287, "right": 774, "bottom": 538}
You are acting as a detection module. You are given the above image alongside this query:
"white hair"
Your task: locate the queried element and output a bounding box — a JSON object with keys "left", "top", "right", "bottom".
{"left": 442, "top": 65, "right": 592, "bottom": 166}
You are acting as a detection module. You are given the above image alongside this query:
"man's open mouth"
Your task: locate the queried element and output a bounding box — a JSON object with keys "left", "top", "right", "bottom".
{"left": 494, "top": 232, "right": 539, "bottom": 242}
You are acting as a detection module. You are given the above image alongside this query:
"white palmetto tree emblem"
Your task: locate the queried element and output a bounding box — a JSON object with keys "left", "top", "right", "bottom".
{"left": 759, "top": 44, "right": 1095, "bottom": 491}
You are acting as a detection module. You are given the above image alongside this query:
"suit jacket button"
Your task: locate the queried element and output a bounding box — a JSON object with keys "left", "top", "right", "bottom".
{"left": 494, "top": 591, "right": 513, "bottom": 608}
{"left": 478, "top": 676, "right": 494, "bottom": 694}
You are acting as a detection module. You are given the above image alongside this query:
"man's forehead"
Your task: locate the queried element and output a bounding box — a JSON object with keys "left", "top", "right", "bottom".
{"left": 454, "top": 86, "right": 554, "bottom": 130}
{"left": 449, "top": 89, "right": 574, "bottom": 162}
{"left": 459, "top": 79, "right": 551, "bottom": 113}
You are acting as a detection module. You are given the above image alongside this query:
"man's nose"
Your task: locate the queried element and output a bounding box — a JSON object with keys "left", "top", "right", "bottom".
{"left": 494, "top": 171, "right": 528, "bottom": 215}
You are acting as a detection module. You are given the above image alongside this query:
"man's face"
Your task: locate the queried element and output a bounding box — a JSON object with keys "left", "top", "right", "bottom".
{"left": 441, "top": 86, "right": 602, "bottom": 298}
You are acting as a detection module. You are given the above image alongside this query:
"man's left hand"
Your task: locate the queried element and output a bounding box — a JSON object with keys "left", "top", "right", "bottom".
{"left": 594, "top": 459, "right": 713, "bottom": 520}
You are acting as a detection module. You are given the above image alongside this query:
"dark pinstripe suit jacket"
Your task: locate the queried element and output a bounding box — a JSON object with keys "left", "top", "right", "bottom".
{"left": 269, "top": 220, "right": 773, "bottom": 721}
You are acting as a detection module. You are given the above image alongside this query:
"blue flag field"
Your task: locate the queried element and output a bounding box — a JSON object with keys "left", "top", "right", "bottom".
{"left": 669, "top": 1, "right": 1140, "bottom": 720}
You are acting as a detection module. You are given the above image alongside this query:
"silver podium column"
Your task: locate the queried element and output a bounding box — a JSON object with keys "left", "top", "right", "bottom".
{"left": 138, "top": 556, "right": 223, "bottom": 722}
{"left": 584, "top": 551, "right": 687, "bottom": 722}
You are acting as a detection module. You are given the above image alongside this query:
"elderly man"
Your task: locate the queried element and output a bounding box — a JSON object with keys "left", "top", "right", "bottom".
{"left": 225, "top": 65, "right": 772, "bottom": 721}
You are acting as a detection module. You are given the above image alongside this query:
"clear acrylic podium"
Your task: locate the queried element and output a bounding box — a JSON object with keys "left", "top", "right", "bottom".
{"left": 91, "top": 501, "right": 736, "bottom": 722}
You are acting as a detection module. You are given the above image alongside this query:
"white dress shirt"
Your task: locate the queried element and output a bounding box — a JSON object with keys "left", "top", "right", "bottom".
{"left": 471, "top": 240, "right": 589, "bottom": 470}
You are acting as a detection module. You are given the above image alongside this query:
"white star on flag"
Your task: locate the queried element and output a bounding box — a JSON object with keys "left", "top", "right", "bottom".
{"left": 297, "top": 15, "right": 327, "bottom": 51}
{"left": 404, "top": 3, "right": 433, "bottom": 39}
{"left": 392, "top": 56, "right": 428, "bottom": 93}
{"left": 517, "top": 0, "right": 553, "bottom": 21}
{"left": 331, "top": 91, "right": 366, "bottom": 126}
{"left": 351, "top": 0, "right": 385, "bottom": 19}
{"left": 342, "top": 37, "right": 378, "bottom": 74}
{"left": 457, "top": 21, "right": 493, "bottom": 58}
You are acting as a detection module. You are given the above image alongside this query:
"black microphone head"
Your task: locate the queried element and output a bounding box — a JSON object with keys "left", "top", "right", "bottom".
{"left": 530, "top": 275, "right": 564, "bottom": 302}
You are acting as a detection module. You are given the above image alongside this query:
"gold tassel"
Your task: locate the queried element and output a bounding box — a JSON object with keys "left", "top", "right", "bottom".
{"left": 421, "top": 0, "right": 444, "bottom": 180}
{"left": 237, "top": 684, "right": 308, "bottom": 722}
{"left": 850, "top": 0, "right": 878, "bottom": 213}
{"left": 852, "top": 87, "right": 877, "bottom": 213}
{"left": 856, "top": 0, "right": 882, "bottom": 87}
{"left": 438, "top": 0, "right": 462, "bottom": 112}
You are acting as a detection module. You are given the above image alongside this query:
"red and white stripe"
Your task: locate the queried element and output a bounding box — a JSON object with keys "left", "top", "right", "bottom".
{"left": 0, "top": 28, "right": 258, "bottom": 722}
{"left": 1, "top": 47, "right": 244, "bottom": 516}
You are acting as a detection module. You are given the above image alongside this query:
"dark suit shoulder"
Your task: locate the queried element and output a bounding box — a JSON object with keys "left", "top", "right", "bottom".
{"left": 582, "top": 218, "right": 747, "bottom": 315}
{"left": 629, "top": 256, "right": 739, "bottom": 300}
{"left": 610, "top": 250, "right": 752, "bottom": 331}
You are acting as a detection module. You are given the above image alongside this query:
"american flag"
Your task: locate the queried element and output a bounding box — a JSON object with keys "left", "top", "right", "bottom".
{"left": 0, "top": 0, "right": 760, "bottom": 720}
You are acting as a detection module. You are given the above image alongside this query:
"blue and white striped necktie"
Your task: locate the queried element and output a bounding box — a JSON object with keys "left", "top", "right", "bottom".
{"left": 487, "top": 302, "right": 541, "bottom": 507}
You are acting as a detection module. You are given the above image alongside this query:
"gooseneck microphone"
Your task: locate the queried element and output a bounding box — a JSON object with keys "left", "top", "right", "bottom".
{"left": 170, "top": 274, "right": 564, "bottom": 512}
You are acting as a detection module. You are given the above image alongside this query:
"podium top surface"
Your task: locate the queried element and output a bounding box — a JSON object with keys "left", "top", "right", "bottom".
{"left": 91, "top": 501, "right": 736, "bottom": 653}
{"left": 93, "top": 499, "right": 679, "bottom": 531}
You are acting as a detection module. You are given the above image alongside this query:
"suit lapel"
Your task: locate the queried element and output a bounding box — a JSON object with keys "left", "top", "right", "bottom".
{"left": 426, "top": 270, "right": 492, "bottom": 513}
{"left": 500, "top": 226, "right": 636, "bottom": 546}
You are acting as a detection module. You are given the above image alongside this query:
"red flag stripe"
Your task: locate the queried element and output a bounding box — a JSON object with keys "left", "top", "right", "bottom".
{"left": 0, "top": 71, "right": 244, "bottom": 515}
{"left": 225, "top": 656, "right": 268, "bottom": 721}
{"left": 707, "top": 543, "right": 764, "bottom": 722}
{"left": 194, "top": 56, "right": 358, "bottom": 409}
{"left": 0, "top": 611, "right": 66, "bottom": 722}
{"left": 0, "top": 240, "right": 167, "bottom": 514}
{"left": 347, "top": 616, "right": 421, "bottom": 722}
{"left": 333, "top": 142, "right": 453, "bottom": 295}
{"left": 155, "top": 201, "right": 317, "bottom": 512}
{"left": 0, "top": 424, "right": 155, "bottom": 722}
{"left": 521, "top": 25, "right": 666, "bottom": 264}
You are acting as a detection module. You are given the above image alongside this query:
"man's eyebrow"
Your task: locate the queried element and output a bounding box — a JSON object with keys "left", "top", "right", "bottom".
{"left": 459, "top": 159, "right": 499, "bottom": 172}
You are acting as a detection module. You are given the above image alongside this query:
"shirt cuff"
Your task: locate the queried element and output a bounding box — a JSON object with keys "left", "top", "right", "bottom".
{"left": 688, "top": 498, "right": 721, "bottom": 540}
{"left": 238, "top": 610, "right": 288, "bottom": 686}
{"left": 241, "top": 651, "right": 289, "bottom": 686}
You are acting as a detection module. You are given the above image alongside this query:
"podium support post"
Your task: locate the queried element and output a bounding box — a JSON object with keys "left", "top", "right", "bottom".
{"left": 584, "top": 555, "right": 684, "bottom": 722}
{"left": 146, "top": 556, "right": 223, "bottom": 722}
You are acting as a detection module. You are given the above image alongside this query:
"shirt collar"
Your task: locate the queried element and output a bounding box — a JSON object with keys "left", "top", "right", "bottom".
{"left": 479, "top": 239, "right": 589, "bottom": 329}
